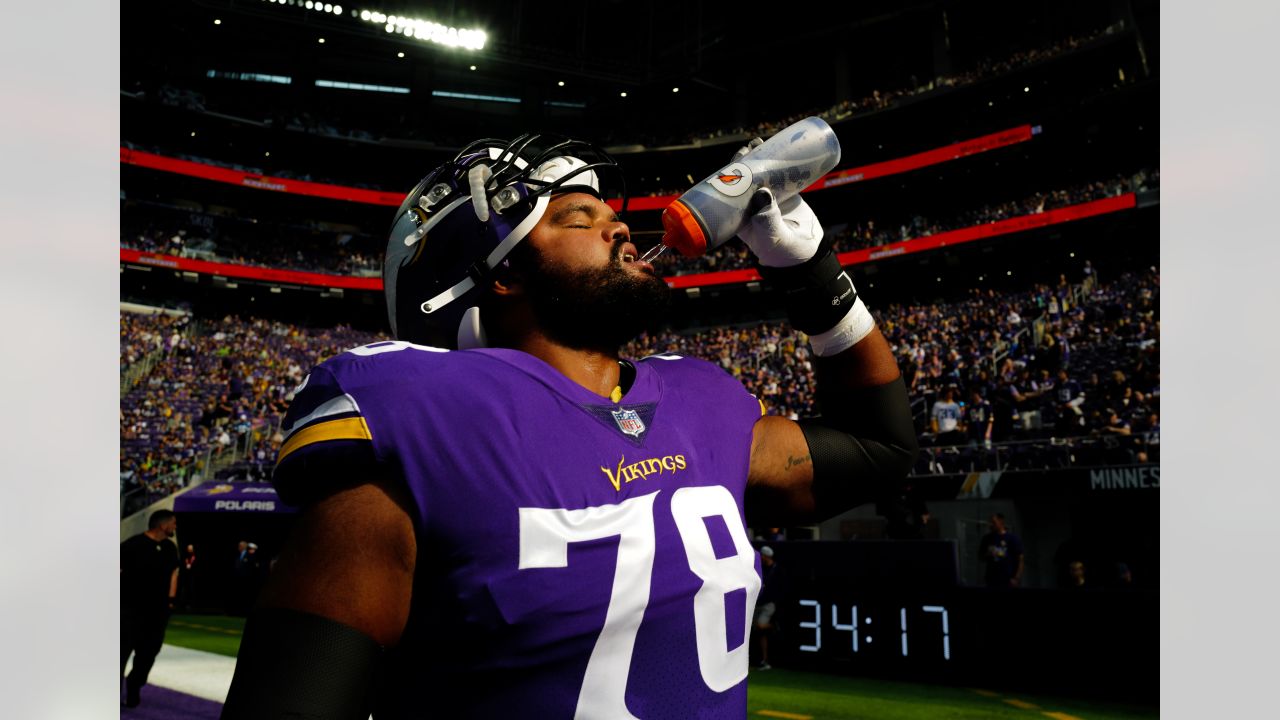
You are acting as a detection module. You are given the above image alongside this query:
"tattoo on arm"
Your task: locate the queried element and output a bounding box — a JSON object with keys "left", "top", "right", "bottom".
{"left": 784, "top": 453, "right": 811, "bottom": 471}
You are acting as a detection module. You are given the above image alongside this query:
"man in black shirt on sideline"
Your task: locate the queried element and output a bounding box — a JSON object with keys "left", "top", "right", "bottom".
{"left": 121, "top": 509, "right": 180, "bottom": 708}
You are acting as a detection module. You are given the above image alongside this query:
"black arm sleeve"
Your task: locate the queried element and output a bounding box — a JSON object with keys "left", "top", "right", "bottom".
{"left": 221, "top": 608, "right": 382, "bottom": 720}
{"left": 797, "top": 377, "right": 919, "bottom": 519}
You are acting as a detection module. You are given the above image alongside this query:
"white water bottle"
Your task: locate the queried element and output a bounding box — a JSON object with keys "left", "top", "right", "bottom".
{"left": 660, "top": 116, "right": 841, "bottom": 257}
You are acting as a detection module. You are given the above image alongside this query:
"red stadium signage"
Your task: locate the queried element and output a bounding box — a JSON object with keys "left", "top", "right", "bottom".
{"left": 119, "top": 124, "right": 1037, "bottom": 212}
{"left": 119, "top": 148, "right": 407, "bottom": 206}
{"left": 661, "top": 193, "right": 1137, "bottom": 289}
{"left": 120, "top": 249, "right": 383, "bottom": 290}
{"left": 806, "top": 125, "right": 1036, "bottom": 191}
{"left": 122, "top": 194, "right": 1134, "bottom": 292}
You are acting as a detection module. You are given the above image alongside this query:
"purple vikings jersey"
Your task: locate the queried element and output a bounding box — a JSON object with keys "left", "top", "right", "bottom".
{"left": 274, "top": 340, "right": 766, "bottom": 719}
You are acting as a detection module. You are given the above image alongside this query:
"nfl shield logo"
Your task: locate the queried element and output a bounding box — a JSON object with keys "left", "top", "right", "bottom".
{"left": 611, "top": 408, "right": 646, "bottom": 438}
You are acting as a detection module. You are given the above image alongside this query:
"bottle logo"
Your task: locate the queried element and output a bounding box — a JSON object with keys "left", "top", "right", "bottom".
{"left": 708, "top": 162, "right": 753, "bottom": 197}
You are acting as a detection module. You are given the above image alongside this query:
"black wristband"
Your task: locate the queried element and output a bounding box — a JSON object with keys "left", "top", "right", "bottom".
{"left": 755, "top": 245, "right": 857, "bottom": 335}
{"left": 221, "top": 608, "right": 382, "bottom": 720}
{"left": 798, "top": 377, "right": 919, "bottom": 519}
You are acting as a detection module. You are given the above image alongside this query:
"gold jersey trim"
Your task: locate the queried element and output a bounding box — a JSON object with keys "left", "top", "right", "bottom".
{"left": 276, "top": 416, "right": 373, "bottom": 465}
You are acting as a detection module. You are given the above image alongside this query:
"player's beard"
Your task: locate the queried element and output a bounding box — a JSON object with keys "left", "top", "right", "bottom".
{"left": 519, "top": 240, "right": 670, "bottom": 354}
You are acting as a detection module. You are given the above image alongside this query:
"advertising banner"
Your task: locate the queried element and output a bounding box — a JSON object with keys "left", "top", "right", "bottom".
{"left": 173, "top": 482, "right": 298, "bottom": 514}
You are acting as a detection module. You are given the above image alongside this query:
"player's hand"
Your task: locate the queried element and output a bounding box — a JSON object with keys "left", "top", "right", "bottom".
{"left": 729, "top": 137, "right": 764, "bottom": 164}
{"left": 738, "top": 187, "right": 824, "bottom": 268}
{"left": 728, "top": 137, "right": 824, "bottom": 268}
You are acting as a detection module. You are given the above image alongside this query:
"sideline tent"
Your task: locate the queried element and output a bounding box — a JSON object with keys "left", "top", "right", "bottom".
{"left": 172, "top": 482, "right": 298, "bottom": 614}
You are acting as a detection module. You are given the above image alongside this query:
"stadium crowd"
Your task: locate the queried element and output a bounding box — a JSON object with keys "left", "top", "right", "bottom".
{"left": 120, "top": 310, "right": 192, "bottom": 372}
{"left": 121, "top": 199, "right": 383, "bottom": 276}
{"left": 120, "top": 315, "right": 378, "bottom": 506}
{"left": 120, "top": 266, "right": 1158, "bottom": 509}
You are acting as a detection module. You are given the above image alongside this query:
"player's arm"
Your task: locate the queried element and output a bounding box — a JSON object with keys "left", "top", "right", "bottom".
{"left": 221, "top": 477, "right": 416, "bottom": 720}
{"left": 168, "top": 567, "right": 178, "bottom": 607}
{"left": 737, "top": 185, "right": 917, "bottom": 526}
{"left": 221, "top": 367, "right": 417, "bottom": 720}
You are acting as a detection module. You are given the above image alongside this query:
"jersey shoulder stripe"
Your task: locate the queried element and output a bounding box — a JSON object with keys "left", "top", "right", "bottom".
{"left": 282, "top": 392, "right": 362, "bottom": 441}
{"left": 277, "top": 416, "right": 373, "bottom": 465}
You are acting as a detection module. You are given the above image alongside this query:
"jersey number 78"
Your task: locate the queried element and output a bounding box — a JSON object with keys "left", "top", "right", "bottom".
{"left": 519, "top": 487, "right": 760, "bottom": 719}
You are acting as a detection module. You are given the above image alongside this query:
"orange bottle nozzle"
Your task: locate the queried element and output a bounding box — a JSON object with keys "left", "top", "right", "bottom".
{"left": 660, "top": 200, "right": 710, "bottom": 258}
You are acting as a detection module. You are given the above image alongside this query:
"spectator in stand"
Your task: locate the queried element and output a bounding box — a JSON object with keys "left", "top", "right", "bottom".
{"left": 931, "top": 387, "right": 964, "bottom": 445}
{"left": 964, "top": 390, "right": 994, "bottom": 449}
{"left": 1054, "top": 368, "right": 1086, "bottom": 433}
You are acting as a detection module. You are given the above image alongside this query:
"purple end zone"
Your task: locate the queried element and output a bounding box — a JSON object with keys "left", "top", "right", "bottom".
{"left": 121, "top": 685, "right": 223, "bottom": 720}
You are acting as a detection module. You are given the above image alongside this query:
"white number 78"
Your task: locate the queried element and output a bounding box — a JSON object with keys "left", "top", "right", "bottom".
{"left": 519, "top": 487, "right": 760, "bottom": 720}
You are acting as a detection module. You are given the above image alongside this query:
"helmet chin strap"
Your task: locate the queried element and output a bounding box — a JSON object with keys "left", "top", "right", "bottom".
{"left": 457, "top": 306, "right": 488, "bottom": 350}
{"left": 419, "top": 194, "right": 551, "bottom": 315}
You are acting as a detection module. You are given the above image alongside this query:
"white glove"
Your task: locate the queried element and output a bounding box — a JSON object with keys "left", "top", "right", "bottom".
{"left": 737, "top": 187, "right": 824, "bottom": 268}
{"left": 731, "top": 137, "right": 825, "bottom": 268}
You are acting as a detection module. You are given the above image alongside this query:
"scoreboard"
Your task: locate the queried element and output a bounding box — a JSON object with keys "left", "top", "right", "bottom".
{"left": 763, "top": 542, "right": 1156, "bottom": 699}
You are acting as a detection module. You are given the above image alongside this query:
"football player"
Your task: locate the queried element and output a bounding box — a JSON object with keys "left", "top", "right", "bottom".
{"left": 221, "top": 134, "right": 917, "bottom": 719}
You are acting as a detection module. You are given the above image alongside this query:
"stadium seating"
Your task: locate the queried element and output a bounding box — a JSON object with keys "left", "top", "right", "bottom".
{"left": 120, "top": 268, "right": 1158, "bottom": 509}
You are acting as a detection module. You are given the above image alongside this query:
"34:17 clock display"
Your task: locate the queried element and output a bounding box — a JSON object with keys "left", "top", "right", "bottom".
{"left": 791, "top": 599, "right": 953, "bottom": 662}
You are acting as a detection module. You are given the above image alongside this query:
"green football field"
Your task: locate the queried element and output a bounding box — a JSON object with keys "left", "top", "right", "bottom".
{"left": 167, "top": 614, "right": 1157, "bottom": 720}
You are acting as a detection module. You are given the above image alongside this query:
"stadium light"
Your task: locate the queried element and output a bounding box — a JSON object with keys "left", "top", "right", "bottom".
{"left": 620, "top": 92, "right": 627, "bottom": 98}
{"left": 1023, "top": 86, "right": 1030, "bottom": 92}
{"left": 558, "top": 81, "right": 565, "bottom": 87}
{"left": 397, "top": 51, "right": 405, "bottom": 58}
{"left": 305, "top": 1, "right": 313, "bottom": 8}
{"left": 214, "top": 19, "right": 222, "bottom": 25}
{"left": 318, "top": 37, "right": 326, "bottom": 43}
{"left": 672, "top": 87, "right": 679, "bottom": 93}
{"left": 356, "top": 7, "right": 487, "bottom": 50}
{"left": 469, "top": 65, "right": 476, "bottom": 70}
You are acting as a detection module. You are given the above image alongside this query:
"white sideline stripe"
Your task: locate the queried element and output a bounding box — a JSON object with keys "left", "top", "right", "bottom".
{"left": 126, "top": 644, "right": 376, "bottom": 720}
{"left": 282, "top": 393, "right": 361, "bottom": 439}
{"left": 125, "top": 644, "right": 236, "bottom": 703}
